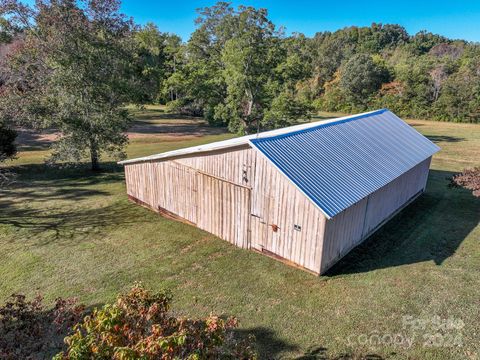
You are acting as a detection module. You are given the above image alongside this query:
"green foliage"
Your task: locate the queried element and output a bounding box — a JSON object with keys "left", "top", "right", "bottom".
{"left": 0, "top": 0, "right": 144, "bottom": 170}
{"left": 0, "top": 123, "right": 16, "bottom": 160}
{"left": 310, "top": 24, "right": 479, "bottom": 123}
{"left": 133, "top": 23, "right": 183, "bottom": 103}
{"left": 166, "top": 3, "right": 312, "bottom": 134}
{"left": 263, "top": 92, "right": 312, "bottom": 129}
{"left": 339, "top": 53, "right": 390, "bottom": 108}
{"left": 55, "top": 283, "right": 256, "bottom": 360}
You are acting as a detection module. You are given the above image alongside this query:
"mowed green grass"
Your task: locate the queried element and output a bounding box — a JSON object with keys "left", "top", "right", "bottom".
{"left": 1, "top": 106, "right": 479, "bottom": 359}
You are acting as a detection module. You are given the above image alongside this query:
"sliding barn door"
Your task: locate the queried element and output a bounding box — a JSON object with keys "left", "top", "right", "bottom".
{"left": 197, "top": 173, "right": 251, "bottom": 248}
{"left": 160, "top": 162, "right": 198, "bottom": 224}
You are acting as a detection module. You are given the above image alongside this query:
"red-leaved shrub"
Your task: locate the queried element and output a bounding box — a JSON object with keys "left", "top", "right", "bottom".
{"left": 54, "top": 283, "right": 256, "bottom": 359}
{"left": 450, "top": 167, "right": 480, "bottom": 197}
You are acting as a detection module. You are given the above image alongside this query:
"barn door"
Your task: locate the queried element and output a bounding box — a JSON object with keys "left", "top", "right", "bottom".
{"left": 196, "top": 173, "right": 251, "bottom": 249}
{"left": 250, "top": 194, "right": 276, "bottom": 252}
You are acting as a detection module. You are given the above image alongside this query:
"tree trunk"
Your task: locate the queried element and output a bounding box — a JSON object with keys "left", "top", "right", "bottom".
{"left": 90, "top": 140, "right": 100, "bottom": 171}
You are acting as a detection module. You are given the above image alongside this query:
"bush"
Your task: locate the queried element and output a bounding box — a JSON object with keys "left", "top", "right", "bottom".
{"left": 449, "top": 167, "right": 480, "bottom": 197}
{"left": 55, "top": 283, "right": 257, "bottom": 359}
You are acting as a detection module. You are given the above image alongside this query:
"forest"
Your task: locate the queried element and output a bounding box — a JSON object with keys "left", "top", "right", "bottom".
{"left": 0, "top": 0, "right": 479, "bottom": 169}
{"left": 133, "top": 3, "right": 480, "bottom": 130}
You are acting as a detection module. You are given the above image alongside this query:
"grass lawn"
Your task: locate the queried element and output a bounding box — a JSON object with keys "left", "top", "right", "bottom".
{"left": 1, "top": 105, "right": 479, "bottom": 359}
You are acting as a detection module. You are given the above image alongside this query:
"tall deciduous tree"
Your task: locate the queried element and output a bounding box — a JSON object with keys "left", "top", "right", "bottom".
{"left": 0, "top": 0, "right": 139, "bottom": 171}
{"left": 218, "top": 6, "right": 279, "bottom": 133}
{"left": 168, "top": 3, "right": 312, "bottom": 134}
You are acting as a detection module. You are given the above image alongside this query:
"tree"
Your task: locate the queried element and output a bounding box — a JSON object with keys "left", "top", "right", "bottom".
{"left": 170, "top": 3, "right": 312, "bottom": 134}
{"left": 164, "top": 2, "right": 233, "bottom": 119}
{"left": 133, "top": 23, "right": 183, "bottom": 103}
{"left": 218, "top": 6, "right": 279, "bottom": 133}
{"left": 0, "top": 122, "right": 16, "bottom": 185}
{"left": 0, "top": 0, "right": 139, "bottom": 171}
{"left": 434, "top": 53, "right": 480, "bottom": 123}
{"left": 340, "top": 53, "right": 390, "bottom": 107}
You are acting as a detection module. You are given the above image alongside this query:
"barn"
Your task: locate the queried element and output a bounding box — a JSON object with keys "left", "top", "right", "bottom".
{"left": 119, "top": 109, "right": 440, "bottom": 275}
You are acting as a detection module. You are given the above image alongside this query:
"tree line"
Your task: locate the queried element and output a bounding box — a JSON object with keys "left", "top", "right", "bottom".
{"left": 0, "top": 0, "right": 479, "bottom": 171}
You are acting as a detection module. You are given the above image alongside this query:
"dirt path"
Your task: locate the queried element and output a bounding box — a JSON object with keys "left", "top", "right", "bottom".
{"left": 15, "top": 113, "right": 227, "bottom": 149}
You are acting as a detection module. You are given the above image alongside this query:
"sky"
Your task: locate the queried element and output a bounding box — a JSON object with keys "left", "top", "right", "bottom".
{"left": 115, "top": 0, "right": 480, "bottom": 42}
{"left": 21, "top": 0, "right": 480, "bottom": 42}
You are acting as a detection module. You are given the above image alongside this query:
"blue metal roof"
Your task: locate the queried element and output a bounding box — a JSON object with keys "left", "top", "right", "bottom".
{"left": 249, "top": 109, "right": 440, "bottom": 219}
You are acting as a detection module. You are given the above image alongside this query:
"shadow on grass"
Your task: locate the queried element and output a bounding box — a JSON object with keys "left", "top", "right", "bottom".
{"left": 0, "top": 162, "right": 149, "bottom": 245}
{"left": 0, "top": 201, "right": 146, "bottom": 245}
{"left": 297, "top": 347, "right": 384, "bottom": 360}
{"left": 8, "top": 161, "right": 124, "bottom": 183}
{"left": 426, "top": 135, "right": 465, "bottom": 143}
{"left": 129, "top": 122, "right": 227, "bottom": 137}
{"left": 236, "top": 327, "right": 298, "bottom": 359}
{"left": 237, "top": 327, "right": 385, "bottom": 359}
{"left": 327, "top": 169, "right": 480, "bottom": 276}
{"left": 15, "top": 128, "right": 58, "bottom": 151}
{"left": 132, "top": 110, "right": 200, "bottom": 122}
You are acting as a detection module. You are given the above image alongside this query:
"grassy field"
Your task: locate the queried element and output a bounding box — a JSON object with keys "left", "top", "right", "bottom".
{"left": 1, "top": 106, "right": 479, "bottom": 359}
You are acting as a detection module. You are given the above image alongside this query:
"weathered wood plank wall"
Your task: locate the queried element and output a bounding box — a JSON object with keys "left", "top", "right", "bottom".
{"left": 197, "top": 173, "right": 251, "bottom": 248}
{"left": 250, "top": 154, "right": 327, "bottom": 272}
{"left": 320, "top": 156, "right": 432, "bottom": 273}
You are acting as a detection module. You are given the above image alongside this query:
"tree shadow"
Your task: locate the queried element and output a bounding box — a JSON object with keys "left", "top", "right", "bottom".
{"left": 129, "top": 118, "right": 227, "bottom": 137}
{"left": 235, "top": 327, "right": 299, "bottom": 359}
{"left": 236, "top": 327, "right": 384, "bottom": 359}
{"left": 311, "top": 114, "right": 342, "bottom": 121}
{"left": 0, "top": 201, "right": 147, "bottom": 246}
{"left": 296, "top": 346, "right": 384, "bottom": 360}
{"left": 425, "top": 135, "right": 464, "bottom": 143}
{"left": 133, "top": 112, "right": 200, "bottom": 121}
{"left": 9, "top": 161, "right": 124, "bottom": 183}
{"left": 0, "top": 162, "right": 150, "bottom": 246}
{"left": 327, "top": 169, "right": 480, "bottom": 276}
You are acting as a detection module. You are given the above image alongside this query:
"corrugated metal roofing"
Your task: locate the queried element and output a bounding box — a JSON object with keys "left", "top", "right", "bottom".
{"left": 119, "top": 109, "right": 384, "bottom": 165}
{"left": 250, "top": 109, "right": 440, "bottom": 219}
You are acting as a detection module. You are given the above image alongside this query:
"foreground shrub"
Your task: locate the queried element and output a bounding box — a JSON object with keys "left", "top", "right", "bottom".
{"left": 0, "top": 293, "right": 84, "bottom": 359}
{"left": 450, "top": 167, "right": 480, "bottom": 197}
{"left": 54, "top": 283, "right": 256, "bottom": 359}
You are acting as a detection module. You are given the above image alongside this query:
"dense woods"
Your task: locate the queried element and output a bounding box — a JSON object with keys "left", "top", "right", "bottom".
{"left": 0, "top": 0, "right": 479, "bottom": 168}
{"left": 157, "top": 5, "right": 480, "bottom": 129}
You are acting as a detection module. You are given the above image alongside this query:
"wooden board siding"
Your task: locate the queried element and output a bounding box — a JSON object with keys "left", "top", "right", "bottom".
{"left": 166, "top": 146, "right": 327, "bottom": 272}
{"left": 124, "top": 147, "right": 328, "bottom": 274}
{"left": 125, "top": 161, "right": 197, "bottom": 224}
{"left": 320, "top": 198, "right": 368, "bottom": 274}
{"left": 125, "top": 158, "right": 251, "bottom": 248}
{"left": 174, "top": 145, "right": 255, "bottom": 187}
{"left": 320, "top": 157, "right": 433, "bottom": 274}
{"left": 197, "top": 173, "right": 251, "bottom": 248}
{"left": 361, "top": 157, "right": 431, "bottom": 237}
{"left": 249, "top": 154, "right": 327, "bottom": 273}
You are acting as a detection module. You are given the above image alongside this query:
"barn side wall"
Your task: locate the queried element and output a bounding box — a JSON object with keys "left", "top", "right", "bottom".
{"left": 320, "top": 156, "right": 432, "bottom": 274}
